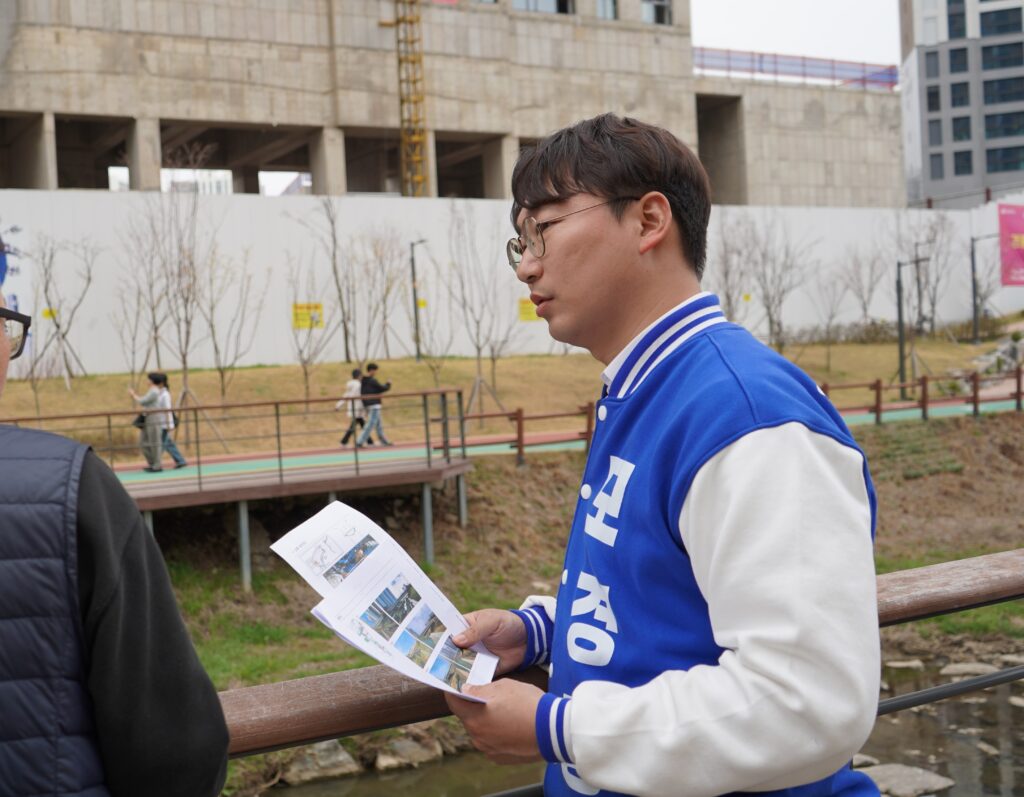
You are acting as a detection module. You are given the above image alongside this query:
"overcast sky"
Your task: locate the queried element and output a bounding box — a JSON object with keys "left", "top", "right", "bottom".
{"left": 689, "top": 0, "right": 902, "bottom": 66}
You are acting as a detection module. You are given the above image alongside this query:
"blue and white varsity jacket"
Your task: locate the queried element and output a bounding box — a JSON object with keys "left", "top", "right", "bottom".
{"left": 513, "top": 293, "right": 881, "bottom": 797}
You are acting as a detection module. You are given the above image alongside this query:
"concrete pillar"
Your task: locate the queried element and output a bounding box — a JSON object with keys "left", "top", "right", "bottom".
{"left": 10, "top": 112, "right": 58, "bottom": 189}
{"left": 310, "top": 126, "right": 347, "bottom": 196}
{"left": 232, "top": 166, "right": 260, "bottom": 194}
{"left": 424, "top": 129, "right": 438, "bottom": 198}
{"left": 619, "top": 0, "right": 643, "bottom": 23}
{"left": 128, "top": 117, "right": 162, "bottom": 191}
{"left": 483, "top": 134, "right": 518, "bottom": 200}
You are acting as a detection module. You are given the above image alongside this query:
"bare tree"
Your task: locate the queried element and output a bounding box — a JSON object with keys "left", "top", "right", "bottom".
{"left": 486, "top": 276, "right": 522, "bottom": 394}
{"left": 407, "top": 251, "right": 457, "bottom": 387}
{"left": 300, "top": 198, "right": 355, "bottom": 362}
{"left": 198, "top": 246, "right": 269, "bottom": 400}
{"left": 443, "top": 202, "right": 506, "bottom": 413}
{"left": 121, "top": 200, "right": 168, "bottom": 369}
{"left": 746, "top": 213, "right": 813, "bottom": 352}
{"left": 973, "top": 238, "right": 1002, "bottom": 319}
{"left": 287, "top": 254, "right": 340, "bottom": 405}
{"left": 841, "top": 243, "right": 885, "bottom": 324}
{"left": 920, "top": 212, "right": 956, "bottom": 334}
{"left": 348, "top": 228, "right": 406, "bottom": 365}
{"left": 29, "top": 234, "right": 96, "bottom": 388}
{"left": 17, "top": 275, "right": 61, "bottom": 416}
{"left": 154, "top": 190, "right": 208, "bottom": 400}
{"left": 810, "top": 271, "right": 848, "bottom": 374}
{"left": 112, "top": 281, "right": 153, "bottom": 389}
{"left": 706, "top": 208, "right": 752, "bottom": 324}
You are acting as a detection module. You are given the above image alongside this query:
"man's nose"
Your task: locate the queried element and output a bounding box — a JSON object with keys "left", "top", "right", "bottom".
{"left": 515, "top": 250, "right": 542, "bottom": 283}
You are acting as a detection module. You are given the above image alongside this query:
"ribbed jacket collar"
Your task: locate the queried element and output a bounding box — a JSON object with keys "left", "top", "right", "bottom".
{"left": 601, "top": 292, "right": 727, "bottom": 399}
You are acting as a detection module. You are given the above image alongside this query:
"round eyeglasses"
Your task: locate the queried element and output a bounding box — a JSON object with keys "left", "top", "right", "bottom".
{"left": 0, "top": 306, "right": 31, "bottom": 360}
{"left": 505, "top": 197, "right": 639, "bottom": 271}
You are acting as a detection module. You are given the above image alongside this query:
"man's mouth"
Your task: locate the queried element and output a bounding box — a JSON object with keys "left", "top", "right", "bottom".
{"left": 530, "top": 293, "right": 549, "bottom": 308}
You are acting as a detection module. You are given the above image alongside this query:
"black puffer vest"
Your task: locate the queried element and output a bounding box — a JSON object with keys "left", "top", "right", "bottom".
{"left": 0, "top": 426, "right": 111, "bottom": 796}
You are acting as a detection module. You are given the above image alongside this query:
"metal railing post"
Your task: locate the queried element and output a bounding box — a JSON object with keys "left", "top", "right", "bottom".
{"left": 422, "top": 395, "right": 433, "bottom": 467}
{"left": 274, "top": 402, "right": 284, "bottom": 485}
{"left": 457, "top": 390, "right": 467, "bottom": 459}
{"left": 582, "top": 401, "right": 595, "bottom": 453}
{"left": 194, "top": 407, "right": 203, "bottom": 490}
{"left": 440, "top": 392, "right": 451, "bottom": 463}
{"left": 238, "top": 500, "right": 252, "bottom": 593}
{"left": 106, "top": 414, "right": 115, "bottom": 467}
{"left": 972, "top": 371, "right": 981, "bottom": 417}
{"left": 873, "top": 379, "right": 883, "bottom": 425}
{"left": 920, "top": 375, "right": 929, "bottom": 421}
{"left": 515, "top": 407, "right": 525, "bottom": 467}
{"left": 820, "top": 382, "right": 829, "bottom": 399}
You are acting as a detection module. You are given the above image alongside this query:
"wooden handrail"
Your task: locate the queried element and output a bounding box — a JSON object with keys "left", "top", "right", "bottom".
{"left": 220, "top": 549, "right": 1024, "bottom": 758}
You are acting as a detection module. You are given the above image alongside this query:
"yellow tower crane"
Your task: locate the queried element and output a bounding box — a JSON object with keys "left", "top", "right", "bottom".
{"left": 382, "top": 0, "right": 428, "bottom": 197}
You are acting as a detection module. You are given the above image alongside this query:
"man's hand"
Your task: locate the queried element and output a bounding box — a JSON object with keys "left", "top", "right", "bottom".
{"left": 453, "top": 609, "right": 527, "bottom": 675}
{"left": 445, "top": 679, "right": 544, "bottom": 764}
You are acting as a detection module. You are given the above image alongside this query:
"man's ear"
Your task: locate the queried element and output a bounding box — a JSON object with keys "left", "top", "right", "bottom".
{"left": 637, "top": 192, "right": 672, "bottom": 255}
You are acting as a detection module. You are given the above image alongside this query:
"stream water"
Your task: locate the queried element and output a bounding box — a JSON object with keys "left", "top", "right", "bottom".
{"left": 282, "top": 669, "right": 1024, "bottom": 796}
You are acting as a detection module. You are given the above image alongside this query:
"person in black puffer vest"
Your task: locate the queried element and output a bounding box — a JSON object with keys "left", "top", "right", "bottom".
{"left": 0, "top": 292, "right": 228, "bottom": 797}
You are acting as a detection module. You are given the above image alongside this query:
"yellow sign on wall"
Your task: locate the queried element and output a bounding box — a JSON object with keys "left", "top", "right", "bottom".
{"left": 518, "top": 298, "right": 541, "bottom": 321}
{"left": 417, "top": 298, "right": 427, "bottom": 309}
{"left": 292, "top": 303, "right": 324, "bottom": 329}
{"left": 42, "top": 307, "right": 56, "bottom": 319}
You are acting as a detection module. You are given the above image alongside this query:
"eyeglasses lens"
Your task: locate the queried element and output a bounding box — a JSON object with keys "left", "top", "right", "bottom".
{"left": 522, "top": 217, "right": 544, "bottom": 259}
{"left": 3, "top": 320, "right": 24, "bottom": 358}
{"left": 506, "top": 238, "right": 523, "bottom": 269}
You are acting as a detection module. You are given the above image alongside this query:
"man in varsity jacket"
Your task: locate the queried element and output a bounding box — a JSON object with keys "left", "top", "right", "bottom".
{"left": 0, "top": 293, "right": 228, "bottom": 795}
{"left": 445, "top": 114, "right": 881, "bottom": 797}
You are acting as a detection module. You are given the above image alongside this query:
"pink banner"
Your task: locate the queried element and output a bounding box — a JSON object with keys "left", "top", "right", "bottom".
{"left": 998, "top": 204, "right": 1024, "bottom": 286}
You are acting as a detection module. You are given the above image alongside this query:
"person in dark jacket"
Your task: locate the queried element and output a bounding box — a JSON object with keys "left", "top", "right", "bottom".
{"left": 0, "top": 292, "right": 228, "bottom": 797}
{"left": 356, "top": 362, "right": 393, "bottom": 446}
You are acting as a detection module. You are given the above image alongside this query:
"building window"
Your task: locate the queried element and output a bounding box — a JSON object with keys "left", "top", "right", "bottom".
{"left": 512, "top": 0, "right": 575, "bottom": 12}
{"left": 986, "top": 111, "right": 1024, "bottom": 139}
{"left": 925, "top": 51, "right": 940, "bottom": 78}
{"left": 982, "top": 42, "right": 1024, "bottom": 70}
{"left": 985, "top": 76, "right": 1024, "bottom": 104}
{"left": 987, "top": 145, "right": 1024, "bottom": 172}
{"left": 953, "top": 116, "right": 972, "bottom": 141}
{"left": 929, "top": 119, "right": 943, "bottom": 146}
{"left": 981, "top": 8, "right": 1023, "bottom": 37}
{"left": 951, "top": 82, "right": 970, "bottom": 107}
{"left": 949, "top": 48, "right": 968, "bottom": 73}
{"left": 948, "top": 12, "right": 967, "bottom": 39}
{"left": 930, "top": 153, "right": 944, "bottom": 180}
{"left": 641, "top": 0, "right": 671, "bottom": 25}
{"left": 927, "top": 85, "right": 941, "bottom": 111}
{"left": 954, "top": 151, "right": 973, "bottom": 175}
{"left": 596, "top": 0, "right": 617, "bottom": 19}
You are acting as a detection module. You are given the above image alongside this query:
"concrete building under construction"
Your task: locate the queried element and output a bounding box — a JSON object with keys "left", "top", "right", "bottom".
{"left": 0, "top": 0, "right": 904, "bottom": 207}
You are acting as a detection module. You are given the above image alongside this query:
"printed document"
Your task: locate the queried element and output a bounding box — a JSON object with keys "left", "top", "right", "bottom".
{"left": 271, "top": 501, "right": 498, "bottom": 701}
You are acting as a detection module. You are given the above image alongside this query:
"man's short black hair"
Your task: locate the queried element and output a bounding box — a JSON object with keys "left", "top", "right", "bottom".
{"left": 366, "top": 363, "right": 378, "bottom": 372}
{"left": 511, "top": 113, "right": 712, "bottom": 279}
{"left": 351, "top": 368, "right": 362, "bottom": 379}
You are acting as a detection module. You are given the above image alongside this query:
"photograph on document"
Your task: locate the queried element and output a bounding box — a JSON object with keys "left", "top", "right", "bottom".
{"left": 394, "top": 604, "right": 447, "bottom": 668}
{"left": 322, "top": 533, "right": 379, "bottom": 587}
{"left": 358, "top": 572, "right": 422, "bottom": 641}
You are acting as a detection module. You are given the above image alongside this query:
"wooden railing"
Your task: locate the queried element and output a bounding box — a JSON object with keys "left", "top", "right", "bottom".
{"left": 219, "top": 548, "right": 1024, "bottom": 758}
{"left": 821, "top": 365, "right": 1024, "bottom": 425}
{"left": 463, "top": 402, "right": 595, "bottom": 465}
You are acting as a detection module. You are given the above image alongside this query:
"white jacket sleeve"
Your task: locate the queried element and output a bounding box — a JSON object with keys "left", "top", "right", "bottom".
{"left": 567, "top": 423, "right": 880, "bottom": 797}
